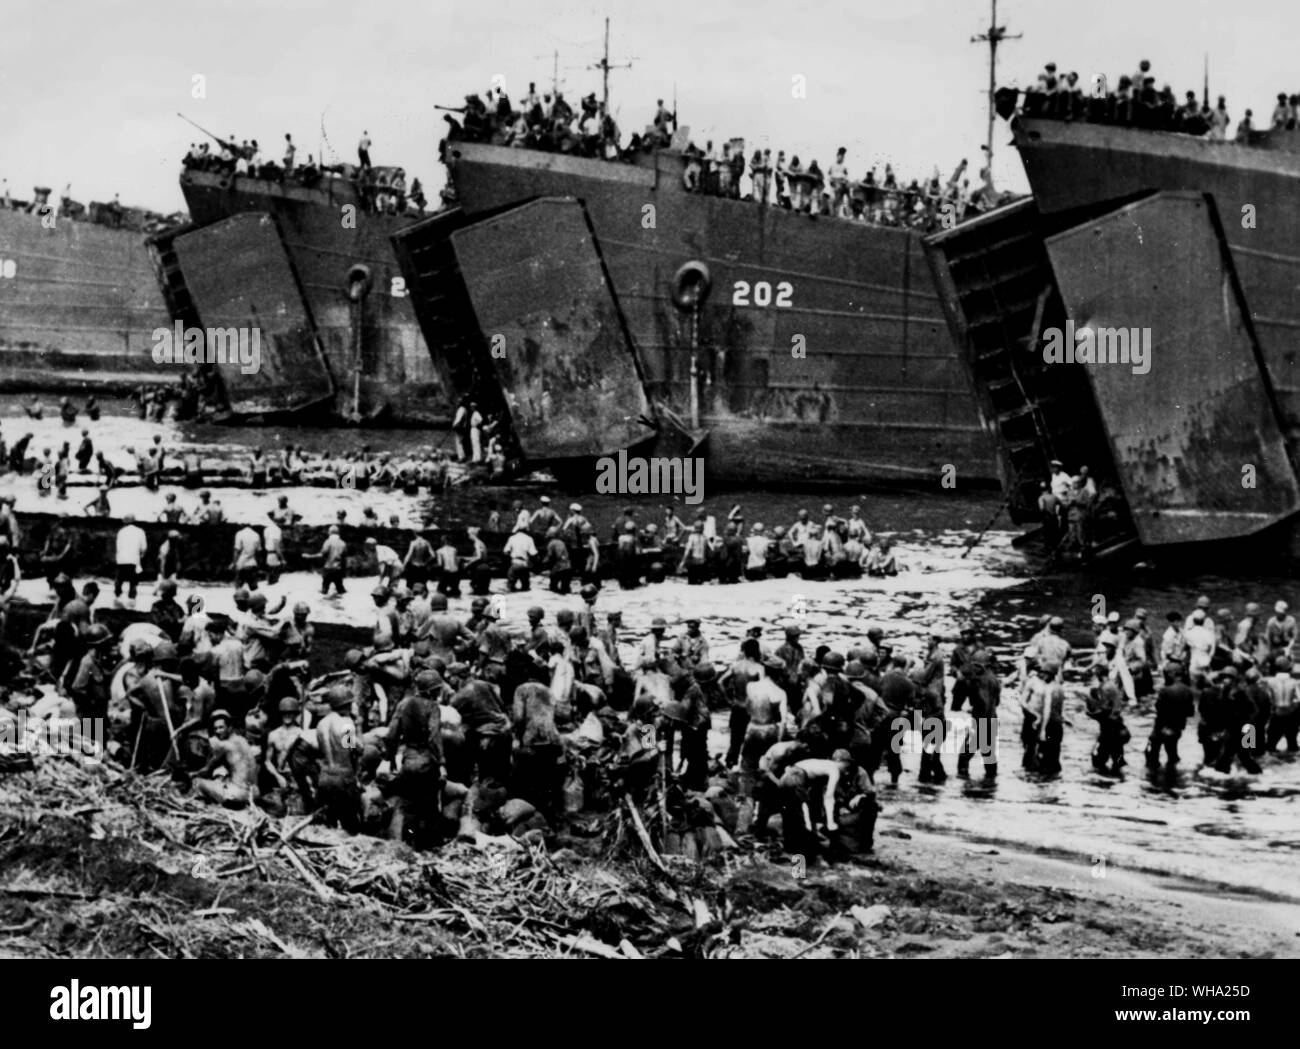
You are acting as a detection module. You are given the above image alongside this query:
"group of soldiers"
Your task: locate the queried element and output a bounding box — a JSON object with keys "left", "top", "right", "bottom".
{"left": 1036, "top": 460, "right": 1127, "bottom": 555}
{"left": 1021, "top": 58, "right": 1300, "bottom": 144}
{"left": 1082, "top": 596, "right": 1300, "bottom": 774}
{"left": 479, "top": 498, "right": 902, "bottom": 594}
{"left": 15, "top": 560, "right": 907, "bottom": 858}
{"left": 11, "top": 485, "right": 1300, "bottom": 865}
{"left": 181, "top": 133, "right": 426, "bottom": 215}
{"left": 683, "top": 145, "right": 987, "bottom": 229}
{"left": 441, "top": 84, "right": 625, "bottom": 164}
{"left": 438, "top": 83, "right": 990, "bottom": 230}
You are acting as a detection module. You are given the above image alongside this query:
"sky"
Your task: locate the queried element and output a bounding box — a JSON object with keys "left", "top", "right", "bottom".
{"left": 1, "top": 0, "right": 1296, "bottom": 214}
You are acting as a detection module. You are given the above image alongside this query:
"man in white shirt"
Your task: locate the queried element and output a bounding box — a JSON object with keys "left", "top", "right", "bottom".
{"left": 364, "top": 537, "right": 401, "bottom": 586}
{"left": 358, "top": 131, "right": 372, "bottom": 169}
{"left": 504, "top": 526, "right": 537, "bottom": 592}
{"left": 744, "top": 524, "right": 770, "bottom": 581}
{"left": 232, "top": 523, "right": 261, "bottom": 589}
{"left": 114, "top": 514, "right": 148, "bottom": 600}
{"left": 1049, "top": 460, "right": 1073, "bottom": 503}
{"left": 1185, "top": 610, "right": 1217, "bottom": 678}
{"left": 1184, "top": 594, "right": 1213, "bottom": 632}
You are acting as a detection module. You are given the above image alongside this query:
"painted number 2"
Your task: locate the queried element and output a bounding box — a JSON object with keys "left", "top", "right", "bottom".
{"left": 732, "top": 280, "right": 792, "bottom": 308}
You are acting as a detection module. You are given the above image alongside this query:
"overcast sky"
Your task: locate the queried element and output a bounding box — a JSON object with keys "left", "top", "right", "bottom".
{"left": 1, "top": 0, "right": 1294, "bottom": 214}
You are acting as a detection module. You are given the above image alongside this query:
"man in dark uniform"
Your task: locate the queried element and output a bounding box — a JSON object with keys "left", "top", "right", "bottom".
{"left": 1214, "top": 667, "right": 1262, "bottom": 774}
{"left": 69, "top": 623, "right": 114, "bottom": 721}
{"left": 511, "top": 677, "right": 563, "bottom": 818}
{"left": 659, "top": 667, "right": 711, "bottom": 791}
{"left": 1086, "top": 665, "right": 1128, "bottom": 774}
{"left": 913, "top": 634, "right": 947, "bottom": 783}
{"left": 845, "top": 660, "right": 890, "bottom": 779}
{"left": 952, "top": 657, "right": 1000, "bottom": 780}
{"left": 384, "top": 670, "right": 444, "bottom": 848}
{"left": 1244, "top": 667, "right": 1272, "bottom": 762}
{"left": 872, "top": 655, "right": 916, "bottom": 786}
{"left": 451, "top": 669, "right": 512, "bottom": 784}
{"left": 1196, "top": 671, "right": 1228, "bottom": 766}
{"left": 1147, "top": 664, "right": 1195, "bottom": 769}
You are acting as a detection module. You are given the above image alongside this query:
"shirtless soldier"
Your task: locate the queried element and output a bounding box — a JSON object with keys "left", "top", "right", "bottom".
{"left": 194, "top": 709, "right": 260, "bottom": 808}
{"left": 264, "top": 697, "right": 316, "bottom": 808}
{"left": 777, "top": 749, "right": 878, "bottom": 860}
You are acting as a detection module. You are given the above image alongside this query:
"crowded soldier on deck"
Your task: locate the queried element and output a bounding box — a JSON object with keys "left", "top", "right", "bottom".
{"left": 437, "top": 82, "right": 992, "bottom": 231}
{"left": 1016, "top": 57, "right": 1300, "bottom": 145}
{"left": 180, "top": 129, "right": 427, "bottom": 218}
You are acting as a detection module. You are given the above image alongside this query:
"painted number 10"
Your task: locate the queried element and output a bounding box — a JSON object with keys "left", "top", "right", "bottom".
{"left": 733, "top": 279, "right": 792, "bottom": 308}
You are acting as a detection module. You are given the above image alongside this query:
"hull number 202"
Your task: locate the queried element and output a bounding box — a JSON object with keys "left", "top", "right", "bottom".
{"left": 733, "top": 280, "right": 793, "bottom": 308}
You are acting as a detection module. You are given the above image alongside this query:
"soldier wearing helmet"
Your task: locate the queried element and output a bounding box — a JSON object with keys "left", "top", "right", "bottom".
{"left": 315, "top": 686, "right": 362, "bottom": 832}
{"left": 263, "top": 697, "right": 314, "bottom": 804}
{"left": 777, "top": 748, "right": 877, "bottom": 859}
{"left": 384, "top": 670, "right": 445, "bottom": 847}
{"left": 282, "top": 601, "right": 315, "bottom": 660}
{"left": 543, "top": 524, "right": 573, "bottom": 593}
{"left": 68, "top": 622, "right": 114, "bottom": 721}
{"left": 574, "top": 582, "right": 600, "bottom": 637}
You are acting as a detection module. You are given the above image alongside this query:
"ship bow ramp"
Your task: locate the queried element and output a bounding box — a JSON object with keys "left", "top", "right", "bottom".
{"left": 158, "top": 212, "right": 335, "bottom": 416}
{"left": 394, "top": 197, "right": 697, "bottom": 475}
{"left": 927, "top": 191, "right": 1300, "bottom": 555}
{"left": 1045, "top": 192, "right": 1300, "bottom": 546}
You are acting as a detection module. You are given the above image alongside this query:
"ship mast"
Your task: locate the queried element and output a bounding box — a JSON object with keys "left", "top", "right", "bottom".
{"left": 591, "top": 17, "right": 634, "bottom": 112}
{"left": 971, "top": 0, "right": 1020, "bottom": 176}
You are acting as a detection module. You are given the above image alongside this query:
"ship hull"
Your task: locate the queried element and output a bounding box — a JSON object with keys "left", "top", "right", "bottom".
{"left": 446, "top": 143, "right": 999, "bottom": 487}
{"left": 0, "top": 207, "right": 173, "bottom": 390}
{"left": 177, "top": 172, "right": 451, "bottom": 425}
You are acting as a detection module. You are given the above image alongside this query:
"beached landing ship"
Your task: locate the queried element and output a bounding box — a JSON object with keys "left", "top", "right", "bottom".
{"left": 397, "top": 131, "right": 1001, "bottom": 489}
{"left": 149, "top": 164, "right": 450, "bottom": 424}
{"left": 0, "top": 189, "right": 178, "bottom": 392}
{"left": 924, "top": 83, "right": 1300, "bottom": 562}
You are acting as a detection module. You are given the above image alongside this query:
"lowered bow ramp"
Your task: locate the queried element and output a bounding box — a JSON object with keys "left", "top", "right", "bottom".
{"left": 1044, "top": 192, "right": 1300, "bottom": 544}
{"left": 171, "top": 212, "right": 334, "bottom": 415}
{"left": 446, "top": 197, "right": 657, "bottom": 460}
